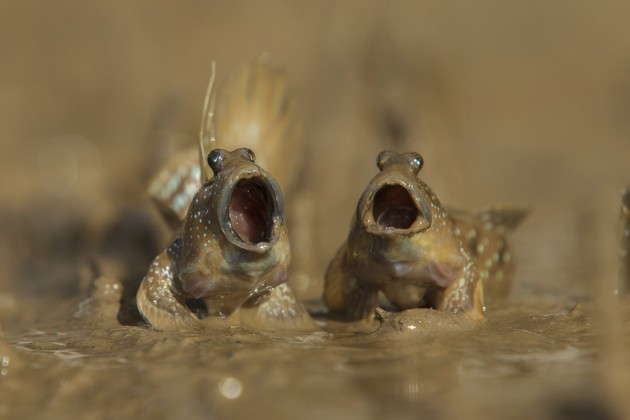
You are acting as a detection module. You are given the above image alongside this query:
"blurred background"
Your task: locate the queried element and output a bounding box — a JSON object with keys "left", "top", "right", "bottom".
{"left": 2, "top": 2, "right": 630, "bottom": 418}
{"left": 1, "top": 0, "right": 629, "bottom": 312}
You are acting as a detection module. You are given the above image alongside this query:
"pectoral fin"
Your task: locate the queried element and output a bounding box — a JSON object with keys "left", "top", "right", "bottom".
{"left": 136, "top": 250, "right": 199, "bottom": 330}
{"left": 439, "top": 260, "right": 486, "bottom": 322}
{"left": 324, "top": 247, "right": 379, "bottom": 321}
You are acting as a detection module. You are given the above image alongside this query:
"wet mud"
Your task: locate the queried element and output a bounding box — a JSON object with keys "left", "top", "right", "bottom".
{"left": 2, "top": 296, "right": 627, "bottom": 419}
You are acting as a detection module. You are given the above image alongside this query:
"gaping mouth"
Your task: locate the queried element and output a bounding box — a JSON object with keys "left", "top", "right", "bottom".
{"left": 228, "top": 177, "right": 274, "bottom": 244}
{"left": 372, "top": 185, "right": 419, "bottom": 229}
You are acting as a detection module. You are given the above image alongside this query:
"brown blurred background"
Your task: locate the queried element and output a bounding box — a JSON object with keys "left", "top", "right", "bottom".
{"left": 1, "top": 0, "right": 629, "bottom": 308}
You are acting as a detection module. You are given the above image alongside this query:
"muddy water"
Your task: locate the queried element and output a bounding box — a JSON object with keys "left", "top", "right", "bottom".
{"left": 1, "top": 294, "right": 627, "bottom": 419}
{"left": 2, "top": 1, "right": 630, "bottom": 419}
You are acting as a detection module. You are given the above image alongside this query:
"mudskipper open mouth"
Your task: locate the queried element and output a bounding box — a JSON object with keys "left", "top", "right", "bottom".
{"left": 228, "top": 177, "right": 274, "bottom": 244}
{"left": 372, "top": 185, "right": 419, "bottom": 230}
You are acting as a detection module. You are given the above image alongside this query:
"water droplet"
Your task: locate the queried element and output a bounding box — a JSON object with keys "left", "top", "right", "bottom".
{"left": 218, "top": 377, "right": 242, "bottom": 399}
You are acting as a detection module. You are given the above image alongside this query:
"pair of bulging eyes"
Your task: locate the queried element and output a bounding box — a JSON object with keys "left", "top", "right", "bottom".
{"left": 207, "top": 148, "right": 424, "bottom": 176}
{"left": 376, "top": 151, "right": 424, "bottom": 175}
{"left": 207, "top": 148, "right": 255, "bottom": 176}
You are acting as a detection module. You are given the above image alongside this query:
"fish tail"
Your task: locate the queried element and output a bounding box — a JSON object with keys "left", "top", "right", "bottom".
{"left": 475, "top": 207, "right": 529, "bottom": 233}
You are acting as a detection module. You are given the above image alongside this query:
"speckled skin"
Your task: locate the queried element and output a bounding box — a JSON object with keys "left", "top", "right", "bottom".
{"left": 448, "top": 207, "right": 525, "bottom": 300}
{"left": 137, "top": 148, "right": 307, "bottom": 330}
{"left": 324, "top": 151, "right": 524, "bottom": 321}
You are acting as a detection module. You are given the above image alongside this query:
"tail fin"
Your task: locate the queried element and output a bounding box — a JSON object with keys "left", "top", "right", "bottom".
{"left": 214, "top": 55, "right": 305, "bottom": 193}
{"left": 476, "top": 207, "right": 528, "bottom": 233}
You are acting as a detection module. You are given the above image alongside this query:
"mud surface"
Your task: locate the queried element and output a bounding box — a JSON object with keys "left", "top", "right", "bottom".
{"left": 3, "top": 298, "right": 625, "bottom": 420}
{"left": 2, "top": 1, "right": 630, "bottom": 419}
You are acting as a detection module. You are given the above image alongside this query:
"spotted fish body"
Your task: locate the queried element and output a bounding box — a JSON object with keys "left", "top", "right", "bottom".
{"left": 324, "top": 151, "right": 525, "bottom": 321}
{"left": 137, "top": 149, "right": 311, "bottom": 330}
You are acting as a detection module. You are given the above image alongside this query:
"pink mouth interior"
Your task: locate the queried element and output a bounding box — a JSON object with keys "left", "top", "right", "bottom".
{"left": 228, "top": 178, "right": 273, "bottom": 244}
{"left": 372, "top": 185, "right": 418, "bottom": 229}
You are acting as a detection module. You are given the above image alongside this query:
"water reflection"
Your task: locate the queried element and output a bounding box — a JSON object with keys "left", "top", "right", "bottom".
{"left": 404, "top": 372, "right": 420, "bottom": 400}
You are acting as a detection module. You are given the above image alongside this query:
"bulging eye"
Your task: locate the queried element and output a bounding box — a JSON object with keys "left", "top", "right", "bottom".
{"left": 407, "top": 152, "right": 424, "bottom": 174}
{"left": 207, "top": 149, "right": 226, "bottom": 175}
{"left": 376, "top": 150, "right": 395, "bottom": 171}
{"left": 239, "top": 148, "right": 255, "bottom": 163}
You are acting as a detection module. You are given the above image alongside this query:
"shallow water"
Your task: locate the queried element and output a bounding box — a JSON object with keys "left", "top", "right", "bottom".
{"left": 2, "top": 292, "right": 628, "bottom": 419}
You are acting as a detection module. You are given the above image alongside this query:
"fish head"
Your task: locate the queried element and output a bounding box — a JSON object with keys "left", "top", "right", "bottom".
{"left": 177, "top": 148, "right": 288, "bottom": 299}
{"left": 357, "top": 151, "right": 432, "bottom": 237}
